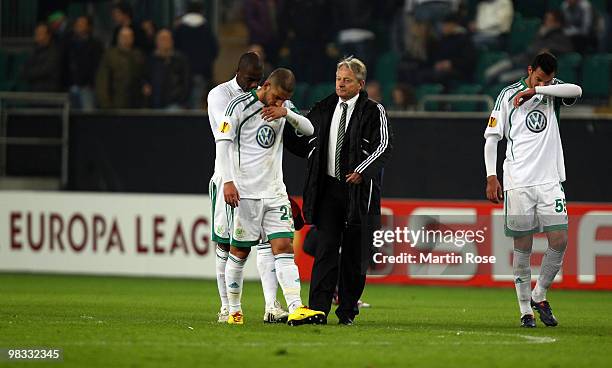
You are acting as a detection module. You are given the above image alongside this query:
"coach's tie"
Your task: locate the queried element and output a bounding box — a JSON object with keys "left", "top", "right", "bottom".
{"left": 335, "top": 102, "right": 348, "bottom": 180}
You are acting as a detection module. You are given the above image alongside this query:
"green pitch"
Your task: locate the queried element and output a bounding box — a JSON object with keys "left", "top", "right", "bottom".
{"left": 1, "top": 273, "right": 611, "bottom": 368}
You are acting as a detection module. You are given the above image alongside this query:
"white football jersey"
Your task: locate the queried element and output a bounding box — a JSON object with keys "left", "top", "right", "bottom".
{"left": 484, "top": 78, "right": 576, "bottom": 190}
{"left": 216, "top": 90, "right": 298, "bottom": 199}
{"left": 207, "top": 77, "right": 243, "bottom": 173}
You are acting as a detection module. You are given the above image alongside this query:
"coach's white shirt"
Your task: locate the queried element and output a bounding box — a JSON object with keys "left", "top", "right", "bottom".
{"left": 327, "top": 93, "right": 359, "bottom": 178}
{"left": 207, "top": 76, "right": 242, "bottom": 173}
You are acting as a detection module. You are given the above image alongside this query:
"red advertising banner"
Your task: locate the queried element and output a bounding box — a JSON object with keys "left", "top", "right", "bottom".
{"left": 293, "top": 199, "right": 612, "bottom": 290}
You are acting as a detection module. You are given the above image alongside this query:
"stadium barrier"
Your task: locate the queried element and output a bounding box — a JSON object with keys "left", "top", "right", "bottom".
{"left": 1, "top": 191, "right": 611, "bottom": 290}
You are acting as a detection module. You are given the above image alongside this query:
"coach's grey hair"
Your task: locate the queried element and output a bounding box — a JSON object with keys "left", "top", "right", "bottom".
{"left": 337, "top": 56, "right": 367, "bottom": 82}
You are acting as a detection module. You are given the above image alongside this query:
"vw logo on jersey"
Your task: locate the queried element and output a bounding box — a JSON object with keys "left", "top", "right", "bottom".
{"left": 525, "top": 110, "right": 547, "bottom": 133}
{"left": 256, "top": 125, "right": 276, "bottom": 148}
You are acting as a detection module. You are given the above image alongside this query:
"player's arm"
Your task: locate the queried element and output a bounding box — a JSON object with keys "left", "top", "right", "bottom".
{"left": 351, "top": 104, "right": 393, "bottom": 184}
{"left": 215, "top": 109, "right": 240, "bottom": 208}
{"left": 514, "top": 83, "right": 582, "bottom": 107}
{"left": 262, "top": 101, "right": 314, "bottom": 136}
{"left": 484, "top": 90, "right": 508, "bottom": 203}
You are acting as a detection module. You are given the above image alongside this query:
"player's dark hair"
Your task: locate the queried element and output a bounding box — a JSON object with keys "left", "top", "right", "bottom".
{"left": 267, "top": 68, "right": 295, "bottom": 94}
{"left": 113, "top": 1, "right": 133, "bottom": 19}
{"left": 237, "top": 52, "right": 263, "bottom": 72}
{"left": 531, "top": 52, "right": 557, "bottom": 75}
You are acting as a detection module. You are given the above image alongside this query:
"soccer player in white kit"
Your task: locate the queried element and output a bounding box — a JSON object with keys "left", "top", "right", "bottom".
{"left": 207, "top": 52, "right": 288, "bottom": 323}
{"left": 483, "top": 52, "right": 582, "bottom": 328}
{"left": 216, "top": 68, "right": 326, "bottom": 325}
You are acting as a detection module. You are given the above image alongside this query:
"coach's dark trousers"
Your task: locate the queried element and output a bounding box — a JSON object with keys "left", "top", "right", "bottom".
{"left": 308, "top": 175, "right": 366, "bottom": 321}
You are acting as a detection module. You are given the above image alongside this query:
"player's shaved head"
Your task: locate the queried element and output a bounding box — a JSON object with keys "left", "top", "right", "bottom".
{"left": 267, "top": 68, "right": 295, "bottom": 94}
{"left": 236, "top": 52, "right": 263, "bottom": 92}
{"left": 237, "top": 52, "right": 263, "bottom": 72}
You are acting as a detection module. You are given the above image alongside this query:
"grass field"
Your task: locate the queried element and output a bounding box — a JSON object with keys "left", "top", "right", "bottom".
{"left": 1, "top": 273, "right": 611, "bottom": 368}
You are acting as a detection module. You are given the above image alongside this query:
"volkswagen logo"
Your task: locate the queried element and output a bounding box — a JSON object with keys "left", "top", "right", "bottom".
{"left": 525, "top": 110, "right": 547, "bottom": 133}
{"left": 256, "top": 125, "right": 276, "bottom": 148}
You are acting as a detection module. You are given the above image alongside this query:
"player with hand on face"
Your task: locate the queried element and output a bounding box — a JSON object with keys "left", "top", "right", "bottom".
{"left": 484, "top": 52, "right": 582, "bottom": 328}
{"left": 216, "top": 68, "right": 325, "bottom": 326}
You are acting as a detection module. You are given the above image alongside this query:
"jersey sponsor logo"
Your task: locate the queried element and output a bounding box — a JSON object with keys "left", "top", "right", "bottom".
{"left": 525, "top": 110, "right": 547, "bottom": 133}
{"left": 256, "top": 125, "right": 276, "bottom": 148}
{"left": 487, "top": 116, "right": 497, "bottom": 127}
{"left": 219, "top": 121, "right": 231, "bottom": 133}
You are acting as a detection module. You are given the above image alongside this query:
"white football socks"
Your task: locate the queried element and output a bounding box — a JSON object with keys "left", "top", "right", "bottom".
{"left": 513, "top": 249, "right": 533, "bottom": 316}
{"left": 215, "top": 245, "right": 229, "bottom": 309}
{"left": 532, "top": 247, "right": 564, "bottom": 303}
{"left": 255, "top": 243, "right": 279, "bottom": 310}
{"left": 274, "top": 253, "right": 302, "bottom": 313}
{"left": 225, "top": 254, "right": 247, "bottom": 314}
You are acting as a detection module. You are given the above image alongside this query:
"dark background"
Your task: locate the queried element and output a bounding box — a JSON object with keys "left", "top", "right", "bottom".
{"left": 5, "top": 112, "right": 612, "bottom": 202}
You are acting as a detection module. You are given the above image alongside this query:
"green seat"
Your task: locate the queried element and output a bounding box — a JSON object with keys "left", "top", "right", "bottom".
{"left": 374, "top": 51, "right": 400, "bottom": 87}
{"left": 0, "top": 50, "right": 9, "bottom": 90}
{"left": 475, "top": 51, "right": 508, "bottom": 84}
{"left": 508, "top": 17, "right": 541, "bottom": 54}
{"left": 556, "top": 52, "right": 582, "bottom": 83}
{"left": 581, "top": 54, "right": 612, "bottom": 99}
{"left": 291, "top": 83, "right": 309, "bottom": 110}
{"left": 307, "top": 83, "right": 335, "bottom": 107}
{"left": 416, "top": 83, "right": 444, "bottom": 111}
{"left": 450, "top": 84, "right": 484, "bottom": 111}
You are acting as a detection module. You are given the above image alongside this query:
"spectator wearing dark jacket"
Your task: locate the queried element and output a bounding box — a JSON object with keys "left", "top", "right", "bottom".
{"left": 96, "top": 27, "right": 146, "bottom": 109}
{"left": 23, "top": 23, "right": 62, "bottom": 92}
{"left": 110, "top": 1, "right": 148, "bottom": 53}
{"left": 143, "top": 29, "right": 191, "bottom": 109}
{"left": 67, "top": 16, "right": 104, "bottom": 110}
{"left": 174, "top": 1, "right": 219, "bottom": 109}
{"left": 244, "top": 0, "right": 280, "bottom": 66}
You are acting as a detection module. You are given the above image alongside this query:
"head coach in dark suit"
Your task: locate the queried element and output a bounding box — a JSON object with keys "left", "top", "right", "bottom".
{"left": 284, "top": 56, "right": 392, "bottom": 325}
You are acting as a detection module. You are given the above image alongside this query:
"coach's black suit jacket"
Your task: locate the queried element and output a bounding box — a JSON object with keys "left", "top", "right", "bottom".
{"left": 284, "top": 90, "right": 392, "bottom": 321}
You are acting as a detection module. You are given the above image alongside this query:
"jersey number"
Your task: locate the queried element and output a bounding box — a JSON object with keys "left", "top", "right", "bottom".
{"left": 554, "top": 199, "right": 567, "bottom": 213}
{"left": 280, "top": 205, "right": 291, "bottom": 221}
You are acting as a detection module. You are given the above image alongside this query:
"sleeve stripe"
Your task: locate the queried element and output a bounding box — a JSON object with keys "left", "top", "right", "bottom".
{"left": 354, "top": 104, "right": 388, "bottom": 174}
{"left": 224, "top": 92, "right": 251, "bottom": 116}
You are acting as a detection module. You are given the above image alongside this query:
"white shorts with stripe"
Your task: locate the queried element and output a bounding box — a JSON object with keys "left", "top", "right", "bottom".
{"left": 209, "top": 173, "right": 231, "bottom": 244}
{"left": 231, "top": 196, "right": 294, "bottom": 248}
{"left": 504, "top": 182, "right": 568, "bottom": 237}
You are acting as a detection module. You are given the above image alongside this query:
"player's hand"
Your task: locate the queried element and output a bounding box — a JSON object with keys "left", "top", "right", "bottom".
{"left": 223, "top": 181, "right": 240, "bottom": 208}
{"left": 485, "top": 175, "right": 503, "bottom": 204}
{"left": 514, "top": 88, "right": 536, "bottom": 107}
{"left": 346, "top": 172, "right": 363, "bottom": 184}
{"left": 261, "top": 106, "right": 287, "bottom": 122}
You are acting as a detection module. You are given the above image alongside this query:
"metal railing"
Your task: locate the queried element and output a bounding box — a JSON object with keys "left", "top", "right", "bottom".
{"left": 0, "top": 92, "right": 70, "bottom": 187}
{"left": 417, "top": 94, "right": 495, "bottom": 112}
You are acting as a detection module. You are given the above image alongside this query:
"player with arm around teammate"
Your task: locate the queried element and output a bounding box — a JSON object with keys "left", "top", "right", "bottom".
{"left": 216, "top": 68, "right": 325, "bottom": 326}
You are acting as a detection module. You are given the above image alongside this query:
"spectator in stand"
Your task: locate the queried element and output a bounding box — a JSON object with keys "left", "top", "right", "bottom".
{"left": 330, "top": 0, "right": 377, "bottom": 70}
{"left": 47, "top": 11, "right": 71, "bottom": 90}
{"left": 277, "top": 0, "right": 333, "bottom": 84}
{"left": 96, "top": 27, "right": 146, "bottom": 109}
{"left": 470, "top": 0, "right": 514, "bottom": 50}
{"left": 143, "top": 29, "right": 191, "bottom": 110}
{"left": 174, "top": 0, "right": 219, "bottom": 109}
{"left": 110, "top": 1, "right": 147, "bottom": 52}
{"left": 485, "top": 10, "right": 573, "bottom": 85}
{"left": 23, "top": 23, "right": 62, "bottom": 92}
{"left": 400, "top": 14, "right": 476, "bottom": 88}
{"left": 67, "top": 16, "right": 104, "bottom": 110}
{"left": 561, "top": 0, "right": 595, "bottom": 53}
{"left": 390, "top": 83, "right": 415, "bottom": 110}
{"left": 365, "top": 81, "right": 383, "bottom": 105}
{"left": 244, "top": 0, "right": 281, "bottom": 66}
{"left": 140, "top": 19, "right": 157, "bottom": 55}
